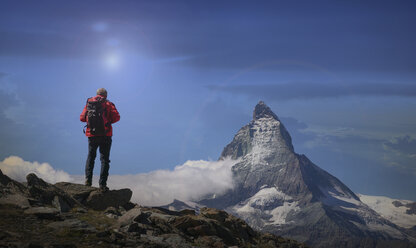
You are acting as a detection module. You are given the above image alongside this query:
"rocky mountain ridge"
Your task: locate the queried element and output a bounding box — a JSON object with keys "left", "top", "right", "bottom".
{"left": 0, "top": 169, "right": 307, "bottom": 248}
{"left": 196, "top": 101, "right": 416, "bottom": 248}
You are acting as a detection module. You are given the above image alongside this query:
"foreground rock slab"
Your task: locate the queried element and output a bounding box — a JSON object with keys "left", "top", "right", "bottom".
{"left": 55, "top": 182, "right": 133, "bottom": 211}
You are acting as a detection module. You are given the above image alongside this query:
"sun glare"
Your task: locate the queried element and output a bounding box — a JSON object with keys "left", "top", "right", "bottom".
{"left": 104, "top": 53, "right": 120, "bottom": 70}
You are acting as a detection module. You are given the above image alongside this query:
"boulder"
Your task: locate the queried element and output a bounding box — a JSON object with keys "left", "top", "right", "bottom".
{"left": 54, "top": 182, "right": 96, "bottom": 203}
{"left": 54, "top": 182, "right": 133, "bottom": 211}
{"left": 0, "top": 170, "right": 30, "bottom": 208}
{"left": 116, "top": 207, "right": 144, "bottom": 227}
{"left": 85, "top": 188, "right": 132, "bottom": 211}
{"left": 26, "top": 174, "right": 77, "bottom": 211}
{"left": 0, "top": 193, "right": 31, "bottom": 208}
{"left": 52, "top": 195, "right": 71, "bottom": 212}
{"left": 0, "top": 169, "right": 27, "bottom": 194}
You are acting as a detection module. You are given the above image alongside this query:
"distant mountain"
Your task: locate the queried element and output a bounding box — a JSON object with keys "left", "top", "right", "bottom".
{"left": 195, "top": 101, "right": 416, "bottom": 248}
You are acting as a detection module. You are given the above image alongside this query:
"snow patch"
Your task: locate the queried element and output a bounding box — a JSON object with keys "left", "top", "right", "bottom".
{"left": 358, "top": 194, "right": 416, "bottom": 229}
{"left": 320, "top": 186, "right": 361, "bottom": 207}
{"left": 232, "top": 187, "right": 299, "bottom": 225}
{"left": 269, "top": 201, "right": 300, "bottom": 225}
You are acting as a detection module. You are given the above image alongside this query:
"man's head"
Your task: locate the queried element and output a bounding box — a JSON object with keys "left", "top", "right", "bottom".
{"left": 97, "top": 88, "right": 108, "bottom": 97}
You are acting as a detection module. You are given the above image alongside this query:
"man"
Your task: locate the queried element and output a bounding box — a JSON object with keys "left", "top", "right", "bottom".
{"left": 80, "top": 88, "right": 120, "bottom": 191}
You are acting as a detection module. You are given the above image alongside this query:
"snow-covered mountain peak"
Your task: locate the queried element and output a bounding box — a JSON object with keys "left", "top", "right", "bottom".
{"left": 253, "top": 101, "right": 280, "bottom": 121}
{"left": 221, "top": 102, "right": 294, "bottom": 160}
{"left": 202, "top": 102, "right": 416, "bottom": 247}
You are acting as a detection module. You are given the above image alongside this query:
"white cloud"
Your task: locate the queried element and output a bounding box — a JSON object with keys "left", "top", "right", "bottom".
{"left": 106, "top": 158, "right": 238, "bottom": 206}
{"left": 1, "top": 156, "right": 238, "bottom": 207}
{"left": 0, "top": 156, "right": 73, "bottom": 183}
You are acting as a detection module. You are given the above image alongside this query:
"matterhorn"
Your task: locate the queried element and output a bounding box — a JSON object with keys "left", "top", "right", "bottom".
{"left": 195, "top": 101, "right": 415, "bottom": 248}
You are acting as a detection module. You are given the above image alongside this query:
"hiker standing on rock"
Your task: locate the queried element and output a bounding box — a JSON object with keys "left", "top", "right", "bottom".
{"left": 80, "top": 88, "right": 120, "bottom": 191}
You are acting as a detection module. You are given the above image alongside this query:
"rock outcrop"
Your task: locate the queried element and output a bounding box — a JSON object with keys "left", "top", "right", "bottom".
{"left": 0, "top": 170, "right": 307, "bottom": 247}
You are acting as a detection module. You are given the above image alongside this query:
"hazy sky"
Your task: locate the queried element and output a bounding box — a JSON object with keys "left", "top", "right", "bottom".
{"left": 1, "top": 1, "right": 415, "bottom": 201}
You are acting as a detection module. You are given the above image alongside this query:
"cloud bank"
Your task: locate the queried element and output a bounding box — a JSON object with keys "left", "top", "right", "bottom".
{"left": 0, "top": 156, "right": 73, "bottom": 183}
{"left": 0, "top": 156, "right": 238, "bottom": 206}
{"left": 106, "top": 159, "right": 238, "bottom": 206}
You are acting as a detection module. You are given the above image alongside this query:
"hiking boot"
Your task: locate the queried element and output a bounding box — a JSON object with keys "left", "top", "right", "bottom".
{"left": 85, "top": 179, "right": 92, "bottom": 187}
{"left": 99, "top": 185, "right": 109, "bottom": 192}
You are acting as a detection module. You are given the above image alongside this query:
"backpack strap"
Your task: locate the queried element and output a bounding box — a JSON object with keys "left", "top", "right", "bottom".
{"left": 82, "top": 97, "right": 92, "bottom": 134}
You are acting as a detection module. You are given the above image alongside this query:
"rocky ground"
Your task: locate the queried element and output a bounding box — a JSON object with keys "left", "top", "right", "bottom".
{"left": 0, "top": 170, "right": 307, "bottom": 248}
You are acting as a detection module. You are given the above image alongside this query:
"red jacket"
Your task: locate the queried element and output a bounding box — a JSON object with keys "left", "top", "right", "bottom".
{"left": 80, "top": 95, "right": 120, "bottom": 137}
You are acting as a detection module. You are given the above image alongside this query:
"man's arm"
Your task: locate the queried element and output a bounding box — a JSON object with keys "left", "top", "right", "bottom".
{"left": 80, "top": 104, "right": 87, "bottom": 122}
{"left": 109, "top": 102, "right": 120, "bottom": 124}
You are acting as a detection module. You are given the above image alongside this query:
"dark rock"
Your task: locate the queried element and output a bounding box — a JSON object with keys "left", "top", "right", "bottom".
{"left": 0, "top": 170, "right": 31, "bottom": 208}
{"left": 0, "top": 192, "right": 31, "bottom": 208}
{"left": 85, "top": 188, "right": 132, "bottom": 211}
{"left": 133, "top": 212, "right": 152, "bottom": 225}
{"left": 54, "top": 182, "right": 96, "bottom": 204}
{"left": 179, "top": 209, "right": 196, "bottom": 216}
{"left": 127, "top": 223, "right": 146, "bottom": 234}
{"left": 393, "top": 200, "right": 403, "bottom": 207}
{"left": 26, "top": 173, "right": 49, "bottom": 188}
{"left": 0, "top": 169, "right": 27, "bottom": 193}
{"left": 52, "top": 195, "right": 71, "bottom": 213}
{"left": 25, "top": 174, "right": 77, "bottom": 210}
{"left": 24, "top": 207, "right": 61, "bottom": 220}
{"left": 122, "top": 201, "right": 137, "bottom": 211}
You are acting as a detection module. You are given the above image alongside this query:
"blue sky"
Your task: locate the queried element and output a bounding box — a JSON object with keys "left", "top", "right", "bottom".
{"left": 0, "top": 0, "right": 415, "bottom": 201}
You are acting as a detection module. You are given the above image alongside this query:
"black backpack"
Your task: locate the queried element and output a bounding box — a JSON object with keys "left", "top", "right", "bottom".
{"left": 84, "top": 98, "right": 106, "bottom": 135}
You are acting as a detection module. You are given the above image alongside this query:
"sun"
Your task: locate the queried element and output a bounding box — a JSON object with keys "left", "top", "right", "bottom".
{"left": 104, "top": 53, "right": 120, "bottom": 70}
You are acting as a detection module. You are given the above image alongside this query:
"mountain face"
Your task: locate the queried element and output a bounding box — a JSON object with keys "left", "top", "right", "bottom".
{"left": 200, "top": 101, "right": 416, "bottom": 248}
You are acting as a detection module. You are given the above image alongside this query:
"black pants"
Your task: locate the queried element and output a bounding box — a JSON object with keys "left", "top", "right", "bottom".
{"left": 85, "top": 136, "right": 112, "bottom": 187}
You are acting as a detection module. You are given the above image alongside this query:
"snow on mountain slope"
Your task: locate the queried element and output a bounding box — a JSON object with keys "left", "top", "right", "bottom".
{"left": 358, "top": 194, "right": 416, "bottom": 229}
{"left": 231, "top": 187, "right": 300, "bottom": 226}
